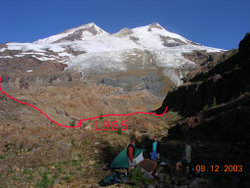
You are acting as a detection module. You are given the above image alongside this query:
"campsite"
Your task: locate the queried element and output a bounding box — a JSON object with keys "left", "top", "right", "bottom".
{"left": 98, "top": 135, "right": 197, "bottom": 187}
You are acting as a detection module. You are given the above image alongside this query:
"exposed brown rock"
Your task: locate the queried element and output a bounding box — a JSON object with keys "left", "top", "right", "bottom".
{"left": 138, "top": 159, "right": 157, "bottom": 173}
{"left": 54, "top": 25, "right": 100, "bottom": 43}
{"left": 149, "top": 22, "right": 163, "bottom": 30}
{"left": 160, "top": 35, "right": 186, "bottom": 47}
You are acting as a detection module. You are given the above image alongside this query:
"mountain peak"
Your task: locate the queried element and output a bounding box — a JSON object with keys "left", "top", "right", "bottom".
{"left": 113, "top": 27, "right": 133, "bottom": 37}
{"left": 35, "top": 22, "right": 108, "bottom": 44}
{"left": 59, "top": 22, "right": 108, "bottom": 38}
{"left": 76, "top": 22, "right": 100, "bottom": 30}
{"left": 149, "top": 22, "right": 163, "bottom": 30}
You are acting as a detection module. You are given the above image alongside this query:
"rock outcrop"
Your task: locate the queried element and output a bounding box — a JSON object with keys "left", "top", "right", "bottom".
{"left": 156, "top": 34, "right": 250, "bottom": 187}
{"left": 157, "top": 33, "right": 250, "bottom": 116}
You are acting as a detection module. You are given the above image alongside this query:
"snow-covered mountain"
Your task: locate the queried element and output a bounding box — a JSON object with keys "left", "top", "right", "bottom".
{"left": 0, "top": 22, "right": 224, "bottom": 88}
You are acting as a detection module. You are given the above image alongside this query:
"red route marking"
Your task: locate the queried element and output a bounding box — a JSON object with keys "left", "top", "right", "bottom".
{"left": 0, "top": 74, "right": 168, "bottom": 128}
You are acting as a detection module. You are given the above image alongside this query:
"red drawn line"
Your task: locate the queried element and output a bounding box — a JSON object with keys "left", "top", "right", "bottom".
{"left": 0, "top": 74, "right": 168, "bottom": 128}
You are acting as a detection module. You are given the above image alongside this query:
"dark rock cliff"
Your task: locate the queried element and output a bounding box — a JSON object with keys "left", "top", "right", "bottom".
{"left": 157, "top": 34, "right": 250, "bottom": 117}
{"left": 157, "top": 34, "right": 250, "bottom": 187}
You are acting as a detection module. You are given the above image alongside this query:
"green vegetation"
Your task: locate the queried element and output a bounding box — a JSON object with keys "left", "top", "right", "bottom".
{"left": 22, "top": 168, "right": 33, "bottom": 181}
{"left": 0, "top": 155, "right": 5, "bottom": 160}
{"left": 77, "top": 167, "right": 81, "bottom": 171}
{"left": 1, "top": 159, "right": 85, "bottom": 186}
{"left": 93, "top": 155, "right": 98, "bottom": 161}
{"left": 61, "top": 176, "right": 70, "bottom": 181}
{"left": 91, "top": 163, "right": 100, "bottom": 169}
{"left": 69, "top": 172, "right": 75, "bottom": 176}
{"left": 172, "top": 112, "right": 181, "bottom": 120}
{"left": 60, "top": 161, "right": 70, "bottom": 166}
{"left": 82, "top": 139, "right": 88, "bottom": 145}
{"left": 167, "top": 111, "right": 182, "bottom": 125}
{"left": 71, "top": 160, "right": 79, "bottom": 167}
{"left": 35, "top": 172, "right": 54, "bottom": 188}
{"left": 77, "top": 153, "right": 82, "bottom": 158}
{"left": 11, "top": 176, "right": 23, "bottom": 182}
{"left": 99, "top": 114, "right": 103, "bottom": 120}
{"left": 69, "top": 120, "right": 76, "bottom": 127}
{"left": 86, "top": 166, "right": 90, "bottom": 174}
{"left": 0, "top": 173, "right": 2, "bottom": 184}
{"left": 25, "top": 175, "right": 33, "bottom": 181}
{"left": 212, "top": 97, "right": 217, "bottom": 107}
{"left": 130, "top": 167, "right": 149, "bottom": 187}
{"left": 204, "top": 96, "right": 217, "bottom": 110}
{"left": 203, "top": 104, "right": 209, "bottom": 111}
{"left": 22, "top": 168, "right": 32, "bottom": 175}
{"left": 52, "top": 174, "right": 58, "bottom": 180}
{"left": 55, "top": 164, "right": 62, "bottom": 174}
{"left": 234, "top": 64, "right": 241, "bottom": 70}
{"left": 246, "top": 84, "right": 250, "bottom": 92}
{"left": 117, "top": 127, "right": 123, "bottom": 135}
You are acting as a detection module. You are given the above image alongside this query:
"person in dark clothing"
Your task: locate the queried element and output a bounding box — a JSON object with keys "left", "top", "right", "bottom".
{"left": 127, "top": 139, "right": 136, "bottom": 172}
{"left": 150, "top": 137, "right": 161, "bottom": 160}
{"left": 176, "top": 141, "right": 192, "bottom": 175}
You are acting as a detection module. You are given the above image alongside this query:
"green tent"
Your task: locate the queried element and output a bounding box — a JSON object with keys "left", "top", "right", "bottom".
{"left": 110, "top": 148, "right": 144, "bottom": 169}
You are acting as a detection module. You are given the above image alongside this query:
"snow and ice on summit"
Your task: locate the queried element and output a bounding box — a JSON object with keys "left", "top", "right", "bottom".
{"left": 0, "top": 22, "right": 224, "bottom": 85}
{"left": 34, "top": 23, "right": 109, "bottom": 44}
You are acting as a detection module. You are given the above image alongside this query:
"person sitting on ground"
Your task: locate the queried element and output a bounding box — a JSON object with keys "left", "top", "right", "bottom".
{"left": 176, "top": 141, "right": 192, "bottom": 175}
{"left": 150, "top": 136, "right": 161, "bottom": 160}
{"left": 127, "top": 139, "right": 136, "bottom": 172}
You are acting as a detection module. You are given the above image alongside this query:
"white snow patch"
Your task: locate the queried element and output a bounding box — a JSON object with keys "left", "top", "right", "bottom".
{"left": 7, "top": 43, "right": 46, "bottom": 52}
{"left": 14, "top": 54, "right": 25, "bottom": 57}
{"left": 0, "top": 56, "right": 12, "bottom": 59}
{"left": 22, "top": 52, "right": 46, "bottom": 56}
{"left": 58, "top": 52, "right": 72, "bottom": 57}
{"left": 68, "top": 51, "right": 126, "bottom": 73}
{"left": 0, "top": 48, "right": 6, "bottom": 52}
{"left": 32, "top": 55, "right": 56, "bottom": 61}
{"left": 130, "top": 25, "right": 189, "bottom": 49}
{"left": 48, "top": 44, "right": 65, "bottom": 52}
{"left": 26, "top": 70, "right": 33, "bottom": 73}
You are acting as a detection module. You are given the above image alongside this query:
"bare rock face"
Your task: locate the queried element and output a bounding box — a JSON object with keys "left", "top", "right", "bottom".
{"left": 0, "top": 91, "right": 50, "bottom": 128}
{"left": 183, "top": 49, "right": 238, "bottom": 82}
{"left": 0, "top": 62, "right": 77, "bottom": 91}
{"left": 149, "top": 22, "right": 163, "bottom": 30}
{"left": 54, "top": 25, "right": 100, "bottom": 43}
{"left": 182, "top": 50, "right": 222, "bottom": 66}
{"left": 239, "top": 33, "right": 250, "bottom": 53}
{"left": 169, "top": 93, "right": 250, "bottom": 142}
{"left": 160, "top": 35, "right": 187, "bottom": 47}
